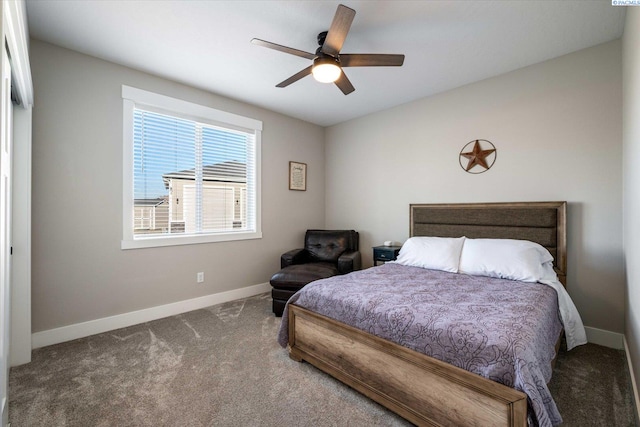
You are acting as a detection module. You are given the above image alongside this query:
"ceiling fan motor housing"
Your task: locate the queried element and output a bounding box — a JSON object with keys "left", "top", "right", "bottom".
{"left": 314, "top": 50, "right": 340, "bottom": 63}
{"left": 317, "top": 31, "right": 329, "bottom": 47}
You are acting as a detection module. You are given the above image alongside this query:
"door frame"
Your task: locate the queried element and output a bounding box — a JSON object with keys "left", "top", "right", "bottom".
{"left": 1, "top": 1, "right": 34, "bottom": 425}
{"left": 0, "top": 37, "right": 13, "bottom": 427}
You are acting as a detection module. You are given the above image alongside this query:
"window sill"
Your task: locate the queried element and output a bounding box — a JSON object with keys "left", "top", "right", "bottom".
{"left": 121, "top": 231, "right": 262, "bottom": 250}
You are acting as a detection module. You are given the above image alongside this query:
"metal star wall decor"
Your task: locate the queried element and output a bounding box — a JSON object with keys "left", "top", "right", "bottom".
{"left": 459, "top": 139, "right": 497, "bottom": 174}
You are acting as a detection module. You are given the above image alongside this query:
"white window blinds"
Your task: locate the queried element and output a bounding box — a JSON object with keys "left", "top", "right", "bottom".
{"left": 132, "top": 108, "right": 257, "bottom": 238}
{"left": 122, "top": 86, "right": 262, "bottom": 249}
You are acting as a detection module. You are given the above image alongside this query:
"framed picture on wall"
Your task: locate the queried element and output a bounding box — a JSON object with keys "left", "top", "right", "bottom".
{"left": 289, "top": 161, "right": 307, "bottom": 191}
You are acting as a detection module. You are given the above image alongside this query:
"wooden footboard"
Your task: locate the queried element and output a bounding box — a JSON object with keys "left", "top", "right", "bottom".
{"left": 288, "top": 304, "right": 528, "bottom": 427}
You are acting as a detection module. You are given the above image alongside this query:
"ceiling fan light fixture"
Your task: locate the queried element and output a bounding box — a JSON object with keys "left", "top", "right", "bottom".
{"left": 312, "top": 57, "right": 341, "bottom": 83}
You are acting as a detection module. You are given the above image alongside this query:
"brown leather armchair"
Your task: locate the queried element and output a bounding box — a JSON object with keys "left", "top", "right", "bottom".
{"left": 270, "top": 230, "right": 361, "bottom": 316}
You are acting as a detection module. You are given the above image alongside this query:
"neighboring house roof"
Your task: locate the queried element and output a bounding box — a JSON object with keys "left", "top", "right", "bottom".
{"left": 162, "top": 161, "right": 246, "bottom": 189}
{"left": 134, "top": 197, "right": 168, "bottom": 207}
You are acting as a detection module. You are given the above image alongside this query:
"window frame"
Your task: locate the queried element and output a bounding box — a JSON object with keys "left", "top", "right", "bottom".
{"left": 121, "top": 85, "right": 262, "bottom": 250}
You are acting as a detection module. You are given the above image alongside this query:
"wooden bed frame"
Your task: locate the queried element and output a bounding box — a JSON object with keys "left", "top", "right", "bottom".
{"left": 287, "top": 201, "right": 567, "bottom": 427}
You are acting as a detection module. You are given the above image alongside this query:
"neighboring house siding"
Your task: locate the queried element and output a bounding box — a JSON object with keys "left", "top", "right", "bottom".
{"left": 170, "top": 180, "right": 184, "bottom": 223}
{"left": 133, "top": 161, "right": 247, "bottom": 235}
{"left": 169, "top": 179, "right": 245, "bottom": 232}
{"left": 133, "top": 198, "right": 169, "bottom": 234}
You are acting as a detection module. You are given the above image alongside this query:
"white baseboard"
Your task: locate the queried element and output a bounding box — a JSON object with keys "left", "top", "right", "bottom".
{"left": 1, "top": 397, "right": 6, "bottom": 427}
{"left": 624, "top": 336, "right": 640, "bottom": 425}
{"left": 32, "top": 282, "right": 271, "bottom": 349}
{"left": 585, "top": 326, "right": 624, "bottom": 349}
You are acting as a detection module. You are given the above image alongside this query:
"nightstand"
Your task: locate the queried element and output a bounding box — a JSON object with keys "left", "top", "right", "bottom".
{"left": 372, "top": 245, "right": 402, "bottom": 266}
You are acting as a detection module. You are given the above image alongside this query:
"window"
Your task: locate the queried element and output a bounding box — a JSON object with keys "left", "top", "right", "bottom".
{"left": 122, "top": 86, "right": 262, "bottom": 249}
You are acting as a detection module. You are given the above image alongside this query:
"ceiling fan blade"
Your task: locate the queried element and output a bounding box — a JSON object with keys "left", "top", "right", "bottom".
{"left": 322, "top": 4, "right": 356, "bottom": 56}
{"left": 340, "top": 54, "right": 405, "bottom": 67}
{"left": 334, "top": 71, "right": 355, "bottom": 95}
{"left": 276, "top": 65, "right": 313, "bottom": 88}
{"left": 251, "top": 38, "right": 315, "bottom": 60}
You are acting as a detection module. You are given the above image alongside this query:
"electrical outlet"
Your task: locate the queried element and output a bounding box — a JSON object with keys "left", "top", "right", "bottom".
{"left": 197, "top": 272, "right": 204, "bottom": 283}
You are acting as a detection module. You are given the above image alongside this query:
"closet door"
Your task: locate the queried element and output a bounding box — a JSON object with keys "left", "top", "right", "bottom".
{"left": 0, "top": 44, "right": 13, "bottom": 425}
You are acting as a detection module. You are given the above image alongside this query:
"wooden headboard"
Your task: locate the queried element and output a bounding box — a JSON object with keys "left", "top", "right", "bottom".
{"left": 410, "top": 202, "right": 567, "bottom": 285}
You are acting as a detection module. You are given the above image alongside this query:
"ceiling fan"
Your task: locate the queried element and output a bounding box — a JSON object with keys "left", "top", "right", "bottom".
{"left": 251, "top": 4, "right": 405, "bottom": 95}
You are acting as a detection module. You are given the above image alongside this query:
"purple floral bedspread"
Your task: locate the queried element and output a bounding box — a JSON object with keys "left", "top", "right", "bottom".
{"left": 278, "top": 263, "right": 563, "bottom": 427}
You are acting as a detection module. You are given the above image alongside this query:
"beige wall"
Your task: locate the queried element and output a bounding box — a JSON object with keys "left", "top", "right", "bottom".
{"left": 30, "top": 40, "right": 325, "bottom": 332}
{"left": 623, "top": 7, "right": 640, "bottom": 402}
{"left": 326, "top": 41, "right": 624, "bottom": 334}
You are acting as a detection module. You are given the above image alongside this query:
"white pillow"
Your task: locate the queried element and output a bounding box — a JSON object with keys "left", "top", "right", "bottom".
{"left": 393, "top": 236, "right": 465, "bottom": 273}
{"left": 459, "top": 238, "right": 553, "bottom": 282}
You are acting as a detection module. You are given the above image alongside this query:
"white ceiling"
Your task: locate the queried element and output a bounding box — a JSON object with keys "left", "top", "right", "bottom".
{"left": 25, "top": 1, "right": 626, "bottom": 127}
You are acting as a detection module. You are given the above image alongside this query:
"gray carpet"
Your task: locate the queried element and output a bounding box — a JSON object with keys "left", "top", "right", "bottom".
{"left": 9, "top": 293, "right": 637, "bottom": 426}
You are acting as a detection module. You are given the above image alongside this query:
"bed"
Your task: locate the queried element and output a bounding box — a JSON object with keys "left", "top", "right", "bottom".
{"left": 278, "top": 202, "right": 584, "bottom": 427}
